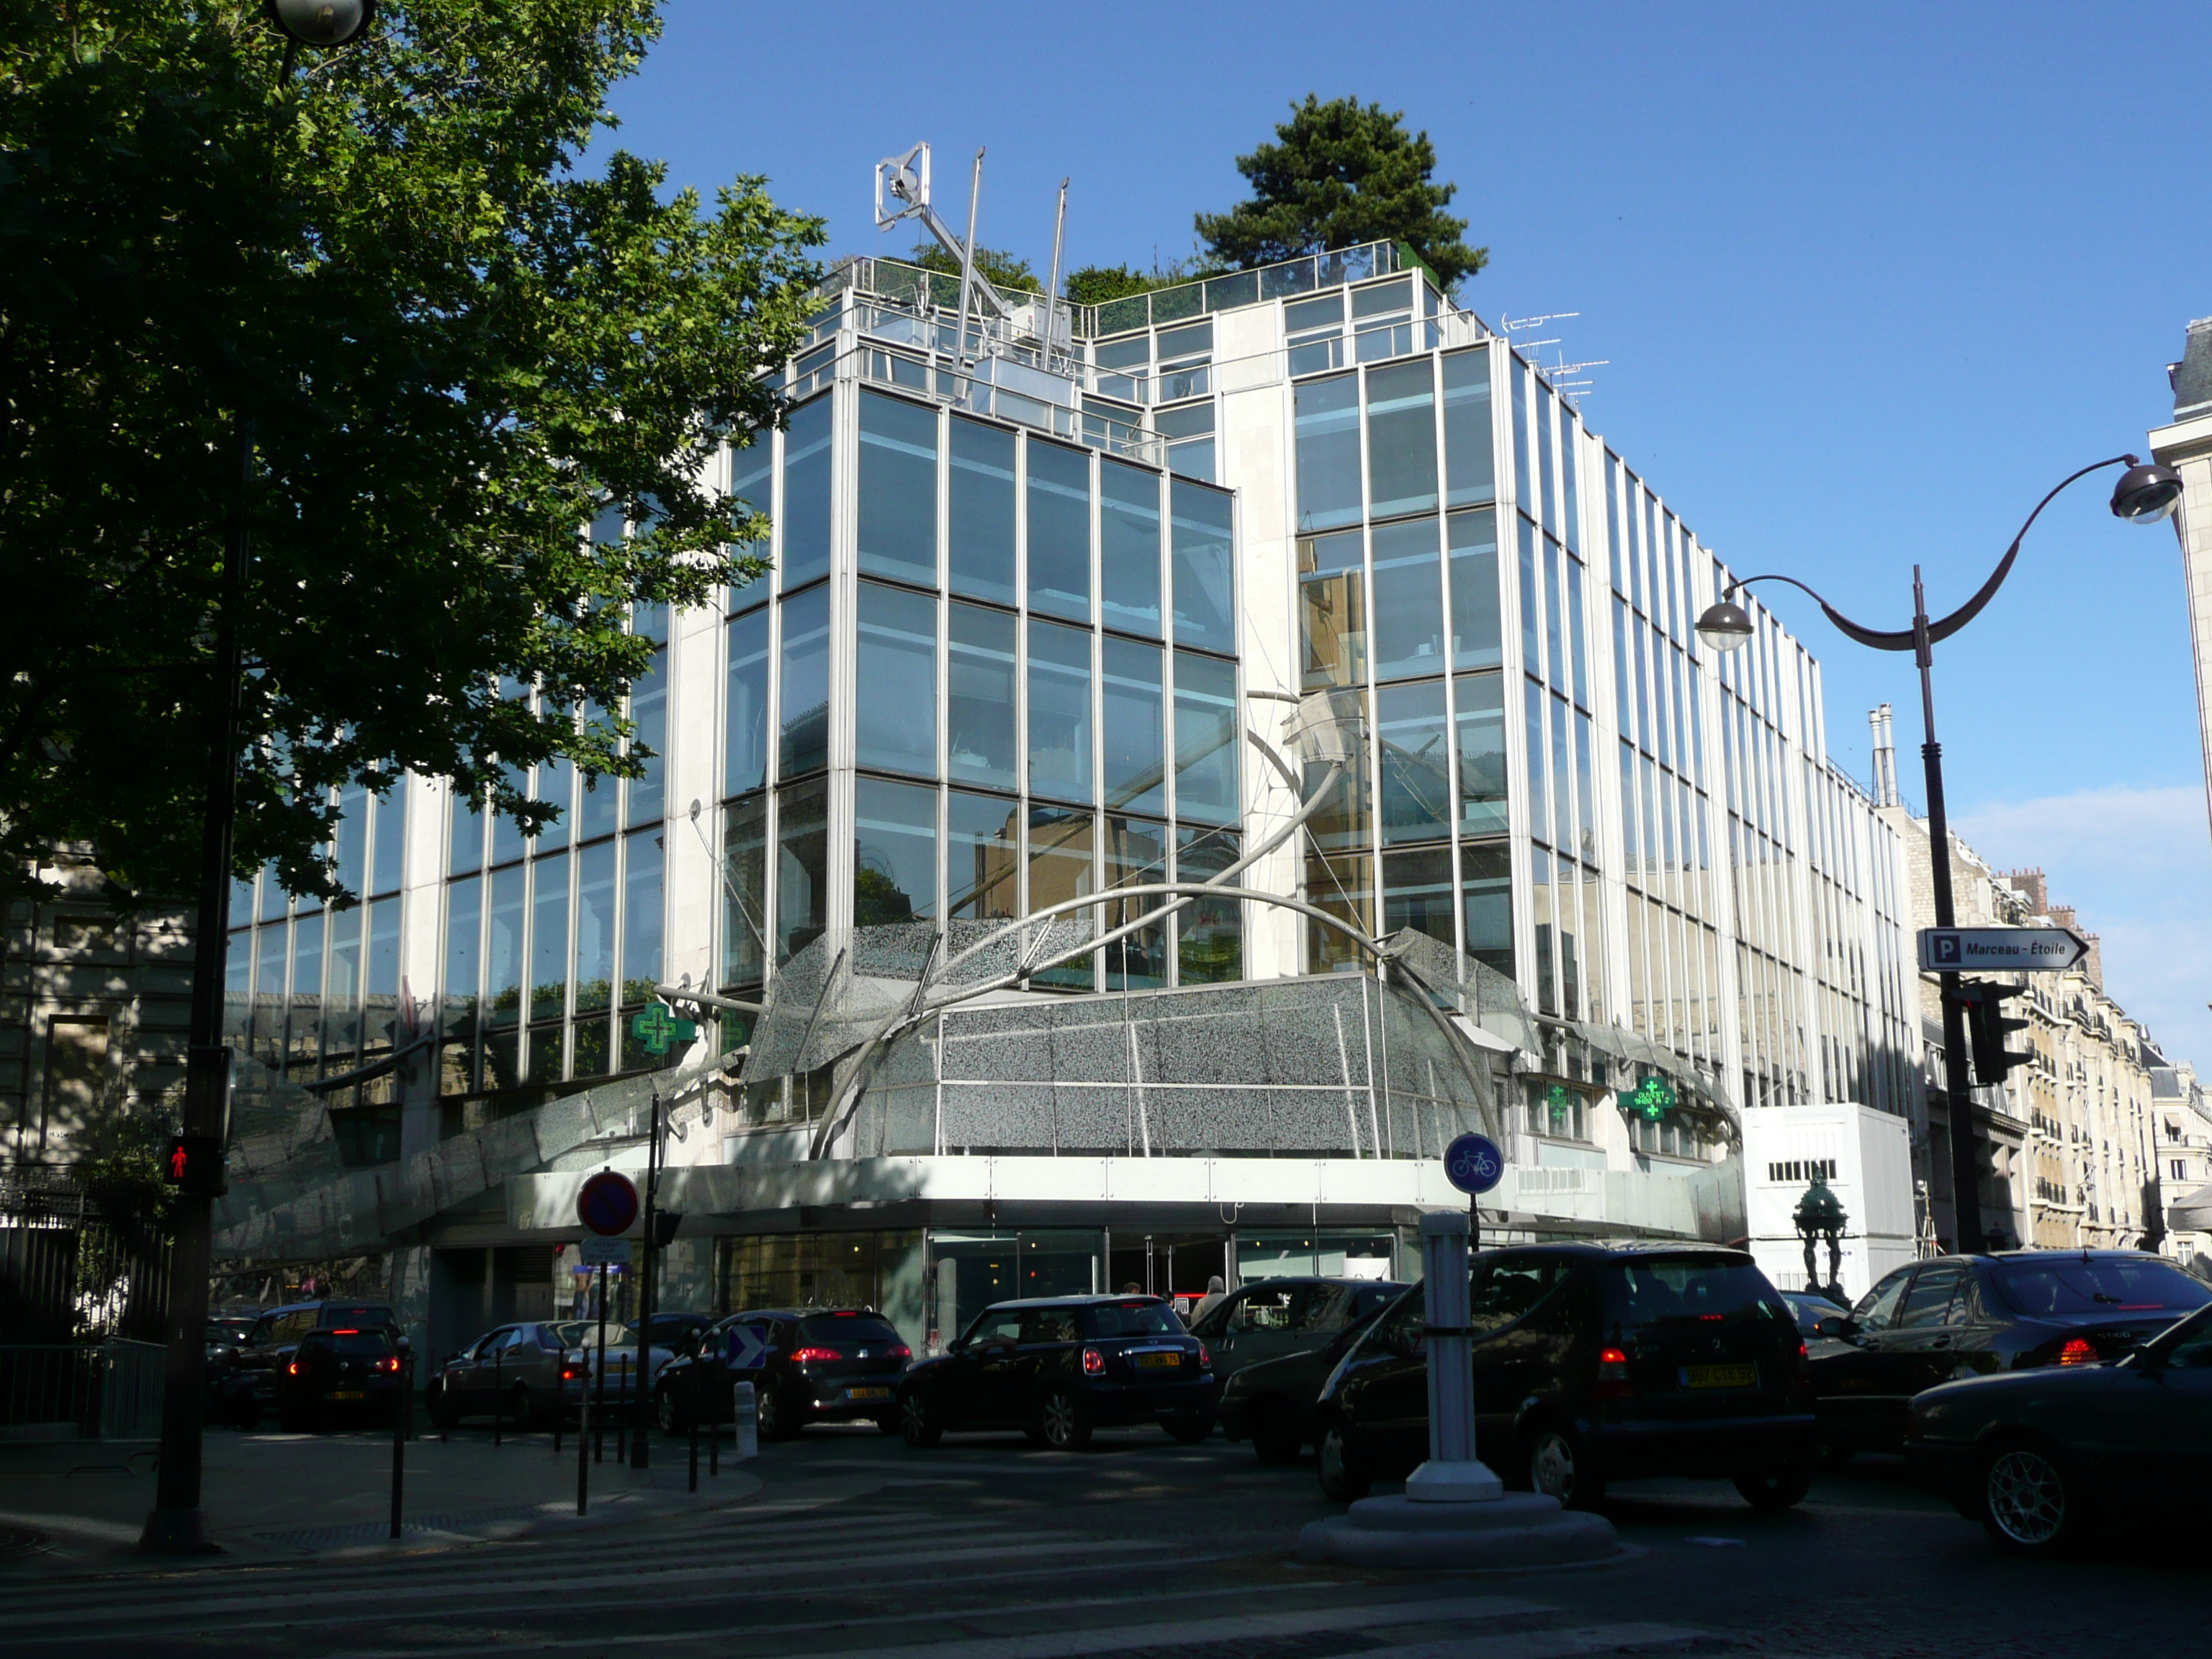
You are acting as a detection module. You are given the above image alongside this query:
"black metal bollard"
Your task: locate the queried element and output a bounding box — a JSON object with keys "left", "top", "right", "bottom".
{"left": 576, "top": 1372, "right": 590, "bottom": 1518}
{"left": 688, "top": 1408, "right": 698, "bottom": 1493}
{"left": 709, "top": 1413, "right": 719, "bottom": 1478}
{"left": 615, "top": 1354, "right": 628, "bottom": 1463}
{"left": 389, "top": 1356, "right": 411, "bottom": 1540}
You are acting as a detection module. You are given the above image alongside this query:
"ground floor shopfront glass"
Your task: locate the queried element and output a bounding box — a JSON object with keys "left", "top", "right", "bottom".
{"left": 1236, "top": 1231, "right": 1402, "bottom": 1282}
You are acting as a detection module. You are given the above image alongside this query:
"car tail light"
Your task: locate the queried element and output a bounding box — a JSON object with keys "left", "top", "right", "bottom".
{"left": 1197, "top": 1343, "right": 1212, "bottom": 1371}
{"left": 287, "top": 1361, "right": 301, "bottom": 1376}
{"left": 561, "top": 1365, "right": 584, "bottom": 1382}
{"left": 1594, "top": 1345, "right": 1632, "bottom": 1399}
{"left": 886, "top": 1344, "right": 911, "bottom": 1360}
{"left": 788, "top": 1346, "right": 840, "bottom": 1364}
{"left": 2057, "top": 1336, "right": 2098, "bottom": 1366}
{"left": 1082, "top": 1346, "right": 1106, "bottom": 1376}
{"left": 375, "top": 1357, "right": 400, "bottom": 1374}
{"left": 331, "top": 1328, "right": 359, "bottom": 1336}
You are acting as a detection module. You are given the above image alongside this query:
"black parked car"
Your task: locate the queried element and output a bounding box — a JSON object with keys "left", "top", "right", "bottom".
{"left": 217, "top": 1299, "right": 399, "bottom": 1426}
{"left": 1313, "top": 1244, "right": 1815, "bottom": 1511}
{"left": 1906, "top": 1302, "right": 2212, "bottom": 1556}
{"left": 275, "top": 1327, "right": 405, "bottom": 1431}
{"left": 1779, "top": 1290, "right": 1848, "bottom": 1338}
{"left": 1187, "top": 1277, "right": 1407, "bottom": 1386}
{"left": 1218, "top": 1290, "right": 1402, "bottom": 1464}
{"left": 1807, "top": 1251, "right": 2211, "bottom": 1462}
{"left": 898, "top": 1295, "right": 1218, "bottom": 1451}
{"left": 655, "top": 1307, "right": 911, "bottom": 1438}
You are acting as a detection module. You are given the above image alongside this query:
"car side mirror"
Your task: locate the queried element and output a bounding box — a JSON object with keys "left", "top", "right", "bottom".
{"left": 1814, "top": 1315, "right": 1856, "bottom": 1339}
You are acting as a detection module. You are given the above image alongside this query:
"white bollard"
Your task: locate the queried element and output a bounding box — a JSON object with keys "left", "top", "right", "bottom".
{"left": 1405, "top": 1209, "right": 1503, "bottom": 1502}
{"left": 731, "top": 1381, "right": 758, "bottom": 1461}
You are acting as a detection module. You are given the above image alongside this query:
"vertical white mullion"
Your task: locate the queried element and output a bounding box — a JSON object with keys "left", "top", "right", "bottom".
{"left": 935, "top": 405, "right": 951, "bottom": 927}
{"left": 827, "top": 382, "right": 858, "bottom": 937}
{"left": 1089, "top": 449, "right": 1105, "bottom": 986}
{"left": 1015, "top": 432, "right": 1030, "bottom": 917}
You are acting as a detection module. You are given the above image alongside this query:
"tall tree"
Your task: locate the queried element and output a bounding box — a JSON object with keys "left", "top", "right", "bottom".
{"left": 0, "top": 1, "right": 824, "bottom": 907}
{"left": 1195, "top": 96, "right": 1485, "bottom": 289}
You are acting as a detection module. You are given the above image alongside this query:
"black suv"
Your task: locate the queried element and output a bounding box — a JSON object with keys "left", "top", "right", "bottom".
{"left": 1187, "top": 1277, "right": 1408, "bottom": 1387}
{"left": 1809, "top": 1249, "right": 2212, "bottom": 1462}
{"left": 1314, "top": 1244, "right": 1814, "bottom": 1509}
{"left": 276, "top": 1328, "right": 405, "bottom": 1430}
{"left": 898, "top": 1295, "right": 1218, "bottom": 1450}
{"left": 1218, "top": 1293, "right": 1400, "bottom": 1464}
{"left": 216, "top": 1299, "right": 399, "bottom": 1426}
{"left": 656, "top": 1308, "right": 912, "bottom": 1439}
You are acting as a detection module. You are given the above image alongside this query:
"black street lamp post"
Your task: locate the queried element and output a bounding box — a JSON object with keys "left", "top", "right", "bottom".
{"left": 139, "top": 0, "right": 379, "bottom": 1557}
{"left": 1696, "top": 456, "right": 2183, "bottom": 1258}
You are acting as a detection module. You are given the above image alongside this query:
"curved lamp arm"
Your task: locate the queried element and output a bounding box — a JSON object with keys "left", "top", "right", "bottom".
{"left": 1720, "top": 454, "right": 2140, "bottom": 654}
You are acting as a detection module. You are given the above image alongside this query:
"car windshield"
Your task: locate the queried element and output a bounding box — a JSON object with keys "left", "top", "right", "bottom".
{"left": 1992, "top": 1258, "right": 2212, "bottom": 1317}
{"left": 797, "top": 1314, "right": 900, "bottom": 1343}
{"left": 1603, "top": 1260, "right": 1786, "bottom": 1331}
{"left": 307, "top": 1332, "right": 392, "bottom": 1357}
{"left": 1082, "top": 1301, "right": 1184, "bottom": 1339}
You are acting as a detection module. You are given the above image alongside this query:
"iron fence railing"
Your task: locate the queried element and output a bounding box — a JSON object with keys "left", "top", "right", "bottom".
{"left": 0, "top": 1339, "right": 166, "bottom": 1441}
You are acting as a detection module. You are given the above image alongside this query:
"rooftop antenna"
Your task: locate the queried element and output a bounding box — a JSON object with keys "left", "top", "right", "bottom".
{"left": 1043, "top": 177, "right": 1069, "bottom": 367}
{"left": 873, "top": 140, "right": 1012, "bottom": 323}
{"left": 954, "top": 148, "right": 984, "bottom": 367}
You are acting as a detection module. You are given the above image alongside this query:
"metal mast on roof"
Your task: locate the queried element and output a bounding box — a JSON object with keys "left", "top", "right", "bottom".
{"left": 874, "top": 140, "right": 1014, "bottom": 340}
{"left": 1044, "top": 177, "right": 1069, "bottom": 369}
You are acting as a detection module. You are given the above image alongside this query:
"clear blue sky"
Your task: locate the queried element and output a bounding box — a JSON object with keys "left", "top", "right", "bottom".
{"left": 601, "top": 0, "right": 2212, "bottom": 1068}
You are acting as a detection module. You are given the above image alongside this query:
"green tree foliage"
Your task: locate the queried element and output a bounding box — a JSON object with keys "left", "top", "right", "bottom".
{"left": 0, "top": 1, "right": 824, "bottom": 908}
{"left": 1061, "top": 258, "right": 1222, "bottom": 308}
{"left": 1195, "top": 95, "right": 1486, "bottom": 289}
{"left": 907, "top": 240, "right": 1041, "bottom": 295}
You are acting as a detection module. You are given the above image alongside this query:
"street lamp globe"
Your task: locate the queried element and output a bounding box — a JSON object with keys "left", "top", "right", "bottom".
{"left": 1694, "top": 598, "right": 1755, "bottom": 654}
{"left": 265, "top": 0, "right": 376, "bottom": 46}
{"left": 2110, "top": 458, "right": 2185, "bottom": 523}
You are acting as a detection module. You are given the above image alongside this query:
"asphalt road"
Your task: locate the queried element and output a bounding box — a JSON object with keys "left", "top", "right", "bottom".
{"left": 1, "top": 1421, "right": 2200, "bottom": 1658}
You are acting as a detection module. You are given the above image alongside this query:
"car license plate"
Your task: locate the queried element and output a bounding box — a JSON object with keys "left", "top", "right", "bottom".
{"left": 847, "top": 1385, "right": 891, "bottom": 1401}
{"left": 1134, "top": 1353, "right": 1180, "bottom": 1370}
{"left": 332, "top": 1390, "right": 366, "bottom": 1401}
{"left": 1680, "top": 1364, "right": 1756, "bottom": 1390}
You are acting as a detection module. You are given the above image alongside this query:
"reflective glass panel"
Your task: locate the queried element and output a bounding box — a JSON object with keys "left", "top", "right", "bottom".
{"left": 1027, "top": 619, "right": 1093, "bottom": 805}
{"left": 621, "top": 829, "right": 662, "bottom": 1007}
{"left": 1382, "top": 846, "right": 1455, "bottom": 950}
{"left": 1294, "top": 374, "right": 1362, "bottom": 534}
{"left": 779, "top": 395, "right": 833, "bottom": 590}
{"left": 443, "top": 876, "right": 481, "bottom": 1042}
{"left": 1100, "top": 636, "right": 1164, "bottom": 816}
{"left": 1174, "top": 826, "right": 1242, "bottom": 985}
{"left": 1027, "top": 806, "right": 1095, "bottom": 992}
{"left": 773, "top": 780, "right": 827, "bottom": 966}
{"left": 1455, "top": 673, "right": 1509, "bottom": 837}
{"left": 1370, "top": 516, "right": 1445, "bottom": 680}
{"left": 626, "top": 652, "right": 665, "bottom": 829}
{"left": 778, "top": 583, "right": 832, "bottom": 778}
{"left": 1306, "top": 850, "right": 1372, "bottom": 974}
{"left": 1462, "top": 840, "right": 1512, "bottom": 978}
{"left": 369, "top": 778, "right": 405, "bottom": 897}
{"left": 1377, "top": 680, "right": 1451, "bottom": 846}
{"left": 530, "top": 852, "right": 568, "bottom": 1023}
{"left": 1102, "top": 814, "right": 1169, "bottom": 991}
{"left": 719, "top": 796, "right": 766, "bottom": 992}
{"left": 1027, "top": 439, "right": 1092, "bottom": 621}
{"left": 947, "top": 790, "right": 1020, "bottom": 921}
{"left": 1172, "top": 649, "right": 1238, "bottom": 827}
{"left": 1169, "top": 480, "right": 1235, "bottom": 653}
{"left": 1099, "top": 460, "right": 1162, "bottom": 637}
{"left": 854, "top": 776, "right": 938, "bottom": 925}
{"left": 1298, "top": 529, "right": 1366, "bottom": 691}
{"left": 726, "top": 607, "right": 771, "bottom": 799}
{"left": 855, "top": 582, "right": 938, "bottom": 778}
{"left": 485, "top": 863, "right": 524, "bottom": 1032}
{"left": 1447, "top": 508, "right": 1501, "bottom": 671}
{"left": 949, "top": 418, "right": 1017, "bottom": 606}
{"left": 575, "top": 837, "right": 617, "bottom": 1013}
{"left": 1365, "top": 359, "right": 1437, "bottom": 521}
{"left": 947, "top": 601, "right": 1017, "bottom": 791}
{"left": 857, "top": 391, "right": 938, "bottom": 587}
{"left": 1442, "top": 349, "right": 1494, "bottom": 508}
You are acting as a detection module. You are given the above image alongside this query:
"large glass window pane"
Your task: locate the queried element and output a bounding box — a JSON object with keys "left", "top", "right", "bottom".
{"left": 1511, "top": 359, "right": 1532, "bottom": 514}
{"left": 251, "top": 920, "right": 284, "bottom": 1063}
{"left": 1027, "top": 619, "right": 1093, "bottom": 805}
{"left": 369, "top": 777, "right": 406, "bottom": 897}
{"left": 449, "top": 792, "right": 485, "bottom": 876}
{"left": 621, "top": 829, "right": 662, "bottom": 1004}
{"left": 1174, "top": 826, "right": 1242, "bottom": 984}
{"left": 948, "top": 602, "right": 1017, "bottom": 791}
{"left": 1550, "top": 693, "right": 1574, "bottom": 852}
{"left": 729, "top": 433, "right": 774, "bottom": 593}
{"left": 443, "top": 876, "right": 481, "bottom": 1045}
{"left": 534, "top": 756, "right": 572, "bottom": 851}
{"left": 1518, "top": 516, "right": 1542, "bottom": 679}
{"left": 1100, "top": 460, "right": 1161, "bottom": 637}
{"left": 1542, "top": 540, "right": 1565, "bottom": 700}
{"left": 1575, "top": 710, "right": 1596, "bottom": 863}
{"left": 575, "top": 838, "right": 617, "bottom": 1014}
{"left": 1169, "top": 480, "right": 1235, "bottom": 652}
{"left": 1306, "top": 850, "right": 1371, "bottom": 974}
{"left": 1535, "top": 382, "right": 1557, "bottom": 537}
{"left": 1560, "top": 408, "right": 1580, "bottom": 554}
{"left": 948, "top": 418, "right": 1017, "bottom": 605}
{"left": 1382, "top": 846, "right": 1455, "bottom": 949}
{"left": 1365, "top": 359, "right": 1437, "bottom": 520}
{"left": 1524, "top": 678, "right": 1550, "bottom": 844}
{"left": 1370, "top": 516, "right": 1445, "bottom": 680}
{"left": 778, "top": 583, "right": 832, "bottom": 778}
{"left": 726, "top": 608, "right": 771, "bottom": 799}
{"left": 857, "top": 391, "right": 938, "bottom": 587}
{"left": 779, "top": 395, "right": 833, "bottom": 590}
{"left": 325, "top": 905, "right": 361, "bottom": 1061}
{"left": 719, "top": 796, "right": 767, "bottom": 992}
{"left": 1298, "top": 529, "right": 1366, "bottom": 691}
{"left": 530, "top": 852, "right": 569, "bottom": 1024}
{"left": 1027, "top": 440, "right": 1092, "bottom": 621}
{"left": 947, "top": 790, "right": 1020, "bottom": 920}
{"left": 856, "top": 581, "right": 938, "bottom": 778}
{"left": 773, "top": 780, "right": 827, "bottom": 966}
{"left": 1377, "top": 680, "right": 1451, "bottom": 846}
{"left": 577, "top": 699, "right": 619, "bottom": 840}
{"left": 1442, "top": 349, "right": 1494, "bottom": 507}
{"left": 365, "top": 896, "right": 400, "bottom": 1051}
{"left": 289, "top": 910, "right": 324, "bottom": 1071}
{"left": 491, "top": 762, "right": 528, "bottom": 866}
{"left": 1026, "top": 807, "right": 1095, "bottom": 992}
{"left": 1172, "top": 650, "right": 1238, "bottom": 826}
{"left": 855, "top": 776, "right": 938, "bottom": 925}
{"left": 1454, "top": 673, "right": 1508, "bottom": 837}
{"left": 1101, "top": 637, "right": 1164, "bottom": 816}
{"left": 1460, "top": 840, "right": 1511, "bottom": 981}
{"left": 334, "top": 788, "right": 367, "bottom": 899}
{"left": 1447, "top": 508, "right": 1501, "bottom": 670}
{"left": 626, "top": 652, "right": 665, "bottom": 828}
{"left": 485, "top": 863, "right": 525, "bottom": 1036}
{"left": 1294, "top": 373, "right": 1362, "bottom": 534}
{"left": 1103, "top": 814, "right": 1169, "bottom": 991}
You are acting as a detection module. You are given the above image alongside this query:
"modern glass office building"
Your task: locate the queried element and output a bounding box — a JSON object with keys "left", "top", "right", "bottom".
{"left": 213, "top": 233, "right": 1917, "bottom": 1359}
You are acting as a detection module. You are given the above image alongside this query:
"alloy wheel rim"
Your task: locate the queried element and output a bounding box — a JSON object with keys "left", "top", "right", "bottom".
{"left": 1532, "top": 1433, "right": 1575, "bottom": 1500}
{"left": 1320, "top": 1429, "right": 1346, "bottom": 1481}
{"left": 902, "top": 1397, "right": 926, "bottom": 1436}
{"left": 1987, "top": 1449, "right": 2065, "bottom": 1545}
{"left": 758, "top": 1390, "right": 779, "bottom": 1434}
{"left": 1043, "top": 1395, "right": 1075, "bottom": 1444}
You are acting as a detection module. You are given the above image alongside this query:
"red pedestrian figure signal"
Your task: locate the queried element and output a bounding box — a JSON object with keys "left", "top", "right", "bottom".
{"left": 163, "top": 1135, "right": 226, "bottom": 1196}
{"left": 169, "top": 1143, "right": 189, "bottom": 1179}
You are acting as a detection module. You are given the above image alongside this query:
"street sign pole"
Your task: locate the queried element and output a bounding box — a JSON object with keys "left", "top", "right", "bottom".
{"left": 593, "top": 1263, "right": 608, "bottom": 1465}
{"left": 632, "top": 1087, "right": 660, "bottom": 1471}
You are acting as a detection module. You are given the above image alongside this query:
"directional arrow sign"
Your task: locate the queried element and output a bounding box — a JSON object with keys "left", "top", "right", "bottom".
{"left": 1918, "top": 926, "right": 2090, "bottom": 974}
{"left": 725, "top": 1323, "right": 767, "bottom": 1372}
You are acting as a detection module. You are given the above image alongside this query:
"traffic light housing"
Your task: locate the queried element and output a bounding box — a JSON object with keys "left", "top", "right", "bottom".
{"left": 649, "top": 1210, "right": 682, "bottom": 1250}
{"left": 1960, "top": 981, "right": 2033, "bottom": 1087}
{"left": 162, "top": 1135, "right": 228, "bottom": 1197}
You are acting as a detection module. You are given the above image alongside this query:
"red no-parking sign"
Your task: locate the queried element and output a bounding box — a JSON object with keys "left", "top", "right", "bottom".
{"left": 577, "top": 1169, "right": 639, "bottom": 1237}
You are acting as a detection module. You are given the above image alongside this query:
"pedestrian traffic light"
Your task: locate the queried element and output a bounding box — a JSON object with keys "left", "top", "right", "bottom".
{"left": 649, "top": 1210, "right": 683, "bottom": 1250}
{"left": 1960, "top": 982, "right": 2033, "bottom": 1087}
{"left": 162, "top": 1134, "right": 228, "bottom": 1197}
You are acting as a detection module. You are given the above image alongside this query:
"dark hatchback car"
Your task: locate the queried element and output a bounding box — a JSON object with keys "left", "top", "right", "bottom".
{"left": 1187, "top": 1277, "right": 1408, "bottom": 1387}
{"left": 1906, "top": 1302, "right": 2212, "bottom": 1556}
{"left": 1219, "top": 1292, "right": 1401, "bottom": 1464}
{"left": 898, "top": 1295, "right": 1218, "bottom": 1451}
{"left": 276, "top": 1328, "right": 405, "bottom": 1430}
{"left": 1807, "top": 1251, "right": 2211, "bottom": 1462}
{"left": 1314, "top": 1244, "right": 1815, "bottom": 1510}
{"left": 655, "top": 1307, "right": 912, "bottom": 1438}
{"left": 217, "top": 1300, "right": 399, "bottom": 1426}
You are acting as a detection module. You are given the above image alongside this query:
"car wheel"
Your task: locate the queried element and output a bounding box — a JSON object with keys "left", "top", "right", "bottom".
{"left": 1038, "top": 1386, "right": 1092, "bottom": 1451}
{"left": 655, "top": 1387, "right": 683, "bottom": 1435}
{"left": 899, "top": 1392, "right": 942, "bottom": 1448}
{"left": 1980, "top": 1440, "right": 2082, "bottom": 1557}
{"left": 1162, "top": 1413, "right": 1212, "bottom": 1444}
{"left": 756, "top": 1383, "right": 797, "bottom": 1441}
{"left": 1250, "top": 1401, "right": 1304, "bottom": 1467}
{"left": 1316, "top": 1421, "right": 1371, "bottom": 1502}
{"left": 1734, "top": 1462, "right": 1814, "bottom": 1511}
{"left": 1528, "top": 1423, "right": 1606, "bottom": 1510}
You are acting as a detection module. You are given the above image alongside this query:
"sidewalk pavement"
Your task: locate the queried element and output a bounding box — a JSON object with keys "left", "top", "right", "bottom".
{"left": 0, "top": 1421, "right": 760, "bottom": 1574}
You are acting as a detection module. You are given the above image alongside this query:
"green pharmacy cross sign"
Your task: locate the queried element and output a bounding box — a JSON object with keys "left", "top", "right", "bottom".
{"left": 629, "top": 1000, "right": 698, "bottom": 1058}
{"left": 1619, "top": 1074, "right": 1678, "bottom": 1123}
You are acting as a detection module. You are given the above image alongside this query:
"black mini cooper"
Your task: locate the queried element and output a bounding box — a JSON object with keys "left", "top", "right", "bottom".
{"left": 896, "top": 1295, "right": 1218, "bottom": 1450}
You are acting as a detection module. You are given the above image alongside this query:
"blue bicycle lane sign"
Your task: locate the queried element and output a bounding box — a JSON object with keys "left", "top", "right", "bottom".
{"left": 1444, "top": 1133, "right": 1504, "bottom": 1196}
